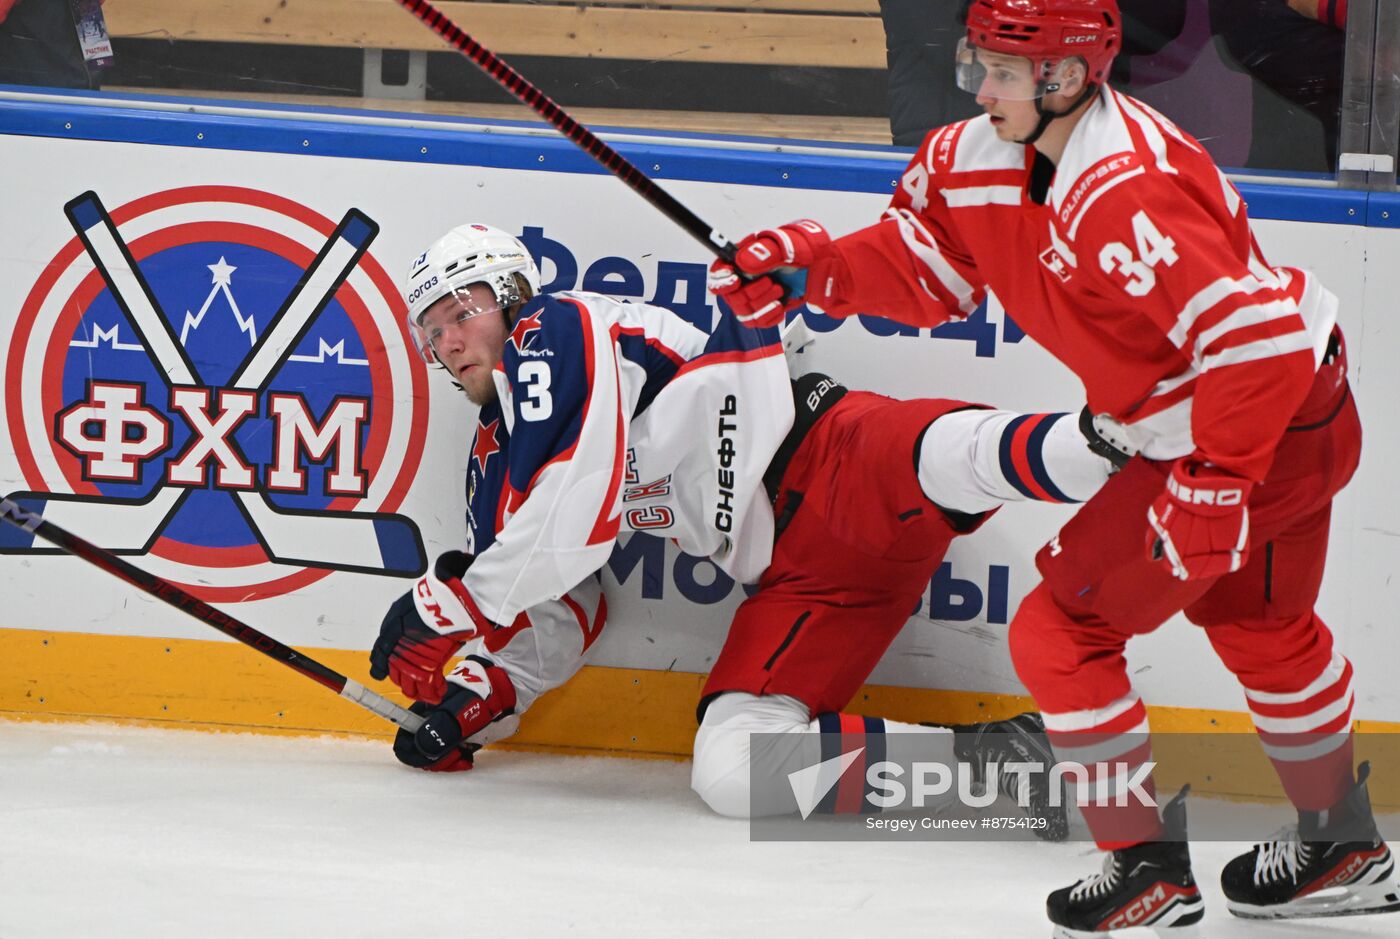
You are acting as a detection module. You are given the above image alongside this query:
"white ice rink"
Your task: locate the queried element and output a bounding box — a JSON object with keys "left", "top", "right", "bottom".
{"left": 2, "top": 720, "right": 1398, "bottom": 939}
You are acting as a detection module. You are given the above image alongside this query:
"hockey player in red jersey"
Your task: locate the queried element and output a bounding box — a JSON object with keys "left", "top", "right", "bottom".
{"left": 368, "top": 221, "right": 1128, "bottom": 834}
{"left": 708, "top": 0, "right": 1396, "bottom": 931}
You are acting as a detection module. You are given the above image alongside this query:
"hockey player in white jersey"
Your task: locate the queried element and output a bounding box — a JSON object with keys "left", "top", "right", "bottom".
{"left": 369, "top": 222, "right": 1121, "bottom": 829}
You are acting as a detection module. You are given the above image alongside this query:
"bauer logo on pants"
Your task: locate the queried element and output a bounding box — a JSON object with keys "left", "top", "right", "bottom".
{"left": 1, "top": 187, "right": 429, "bottom": 601}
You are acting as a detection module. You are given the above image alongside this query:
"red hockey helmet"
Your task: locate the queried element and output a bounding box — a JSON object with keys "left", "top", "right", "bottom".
{"left": 961, "top": 0, "right": 1121, "bottom": 94}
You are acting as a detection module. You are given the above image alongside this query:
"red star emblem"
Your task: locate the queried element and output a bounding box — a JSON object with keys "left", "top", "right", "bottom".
{"left": 472, "top": 417, "right": 501, "bottom": 475}
{"left": 509, "top": 308, "right": 545, "bottom": 351}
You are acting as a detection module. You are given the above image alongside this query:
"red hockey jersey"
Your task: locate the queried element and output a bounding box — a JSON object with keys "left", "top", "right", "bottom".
{"left": 812, "top": 86, "right": 1338, "bottom": 482}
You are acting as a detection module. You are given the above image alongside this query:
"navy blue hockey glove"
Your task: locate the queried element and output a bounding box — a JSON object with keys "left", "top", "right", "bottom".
{"left": 392, "top": 656, "right": 518, "bottom": 773}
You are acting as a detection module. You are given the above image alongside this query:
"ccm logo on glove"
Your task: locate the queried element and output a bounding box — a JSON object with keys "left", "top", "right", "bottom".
{"left": 410, "top": 550, "right": 493, "bottom": 641}
{"left": 415, "top": 576, "right": 459, "bottom": 630}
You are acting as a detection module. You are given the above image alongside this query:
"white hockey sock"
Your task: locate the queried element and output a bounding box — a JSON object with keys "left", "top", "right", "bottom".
{"left": 691, "top": 693, "right": 955, "bottom": 818}
{"left": 918, "top": 408, "right": 1113, "bottom": 514}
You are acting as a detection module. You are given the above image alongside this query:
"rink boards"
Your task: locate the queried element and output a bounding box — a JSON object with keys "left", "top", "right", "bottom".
{"left": 1, "top": 92, "right": 1398, "bottom": 791}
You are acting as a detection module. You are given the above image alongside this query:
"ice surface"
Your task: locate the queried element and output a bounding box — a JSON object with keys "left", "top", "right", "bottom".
{"left": 1, "top": 720, "right": 1396, "bottom": 938}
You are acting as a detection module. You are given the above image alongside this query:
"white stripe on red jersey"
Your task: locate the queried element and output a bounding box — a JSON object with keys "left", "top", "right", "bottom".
{"left": 882, "top": 207, "right": 982, "bottom": 317}
{"left": 812, "top": 85, "right": 1341, "bottom": 481}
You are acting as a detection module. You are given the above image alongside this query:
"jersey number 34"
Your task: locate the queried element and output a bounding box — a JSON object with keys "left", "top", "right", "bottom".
{"left": 1098, "top": 210, "right": 1179, "bottom": 297}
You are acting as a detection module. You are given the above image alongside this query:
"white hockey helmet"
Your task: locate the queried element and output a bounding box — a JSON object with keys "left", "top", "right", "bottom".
{"left": 403, "top": 223, "right": 542, "bottom": 363}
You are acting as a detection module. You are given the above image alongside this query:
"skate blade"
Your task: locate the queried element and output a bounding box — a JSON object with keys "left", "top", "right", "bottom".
{"left": 1227, "top": 878, "right": 1400, "bottom": 919}
{"left": 1050, "top": 892, "right": 1204, "bottom": 938}
{"left": 1051, "top": 924, "right": 1203, "bottom": 939}
{"left": 1052, "top": 901, "right": 1204, "bottom": 934}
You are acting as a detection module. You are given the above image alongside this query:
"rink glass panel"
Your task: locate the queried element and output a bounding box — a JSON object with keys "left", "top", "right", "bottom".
{"left": 0, "top": 0, "right": 1392, "bottom": 178}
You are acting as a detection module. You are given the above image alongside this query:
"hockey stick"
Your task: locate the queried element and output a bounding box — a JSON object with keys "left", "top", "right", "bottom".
{"left": 391, "top": 0, "right": 740, "bottom": 263}
{"left": 0, "top": 487, "right": 184, "bottom": 554}
{"left": 54, "top": 191, "right": 426, "bottom": 577}
{"left": 0, "top": 495, "right": 424, "bottom": 733}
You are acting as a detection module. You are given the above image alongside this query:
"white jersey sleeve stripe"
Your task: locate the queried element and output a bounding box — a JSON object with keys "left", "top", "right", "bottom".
{"left": 941, "top": 185, "right": 1023, "bottom": 207}
{"left": 1115, "top": 92, "right": 1177, "bottom": 177}
{"left": 1297, "top": 270, "right": 1341, "bottom": 366}
{"left": 1148, "top": 363, "right": 1200, "bottom": 399}
{"left": 884, "top": 207, "right": 980, "bottom": 314}
{"left": 1192, "top": 299, "right": 1304, "bottom": 363}
{"left": 1217, "top": 168, "right": 1243, "bottom": 217}
{"left": 1247, "top": 245, "right": 1284, "bottom": 285}
{"left": 1184, "top": 269, "right": 1336, "bottom": 371}
{"left": 1124, "top": 93, "right": 1203, "bottom": 155}
{"left": 1168, "top": 272, "right": 1285, "bottom": 348}
{"left": 1201, "top": 329, "right": 1316, "bottom": 371}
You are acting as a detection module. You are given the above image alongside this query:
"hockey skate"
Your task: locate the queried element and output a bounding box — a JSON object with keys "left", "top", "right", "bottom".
{"left": 1222, "top": 761, "right": 1400, "bottom": 919}
{"left": 1047, "top": 788, "right": 1204, "bottom": 938}
{"left": 949, "top": 712, "right": 1068, "bottom": 843}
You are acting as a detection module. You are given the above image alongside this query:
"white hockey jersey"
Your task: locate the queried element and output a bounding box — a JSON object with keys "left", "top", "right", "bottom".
{"left": 446, "top": 291, "right": 793, "bottom": 714}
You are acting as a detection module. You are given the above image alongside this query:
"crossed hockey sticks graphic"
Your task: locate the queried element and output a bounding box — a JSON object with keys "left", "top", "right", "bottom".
{"left": 0, "top": 192, "right": 427, "bottom": 578}
{"left": 0, "top": 494, "right": 428, "bottom": 735}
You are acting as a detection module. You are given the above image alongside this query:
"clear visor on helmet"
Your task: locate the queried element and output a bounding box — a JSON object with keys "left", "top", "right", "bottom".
{"left": 408, "top": 277, "right": 520, "bottom": 363}
{"left": 955, "top": 37, "right": 1066, "bottom": 101}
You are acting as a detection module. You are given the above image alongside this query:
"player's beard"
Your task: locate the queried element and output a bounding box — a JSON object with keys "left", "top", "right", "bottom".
{"left": 460, "top": 361, "right": 500, "bottom": 407}
{"left": 456, "top": 352, "right": 501, "bottom": 403}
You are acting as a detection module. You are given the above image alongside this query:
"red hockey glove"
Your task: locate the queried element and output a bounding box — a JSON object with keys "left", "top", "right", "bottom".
{"left": 368, "top": 551, "right": 494, "bottom": 704}
{"left": 1146, "top": 459, "right": 1253, "bottom": 581}
{"left": 733, "top": 219, "right": 832, "bottom": 276}
{"left": 707, "top": 220, "right": 832, "bottom": 328}
{"left": 392, "top": 656, "right": 518, "bottom": 773}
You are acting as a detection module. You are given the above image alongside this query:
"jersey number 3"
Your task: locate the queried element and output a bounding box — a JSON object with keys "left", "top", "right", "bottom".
{"left": 519, "top": 361, "right": 553, "bottom": 421}
{"left": 1098, "top": 211, "right": 1179, "bottom": 297}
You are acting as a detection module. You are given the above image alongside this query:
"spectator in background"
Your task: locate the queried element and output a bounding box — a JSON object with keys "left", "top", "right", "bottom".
{"left": 1111, "top": 0, "right": 1187, "bottom": 84}
{"left": 1111, "top": 0, "right": 1256, "bottom": 169}
{"left": 1210, "top": 0, "right": 1345, "bottom": 170}
{"left": 879, "top": 0, "right": 980, "bottom": 146}
{"left": 0, "top": 0, "right": 111, "bottom": 90}
{"left": 1286, "top": 0, "right": 1349, "bottom": 27}
{"left": 879, "top": 0, "right": 1186, "bottom": 147}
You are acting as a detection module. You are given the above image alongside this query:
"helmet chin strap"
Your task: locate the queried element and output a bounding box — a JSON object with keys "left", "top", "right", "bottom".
{"left": 1016, "top": 81, "right": 1100, "bottom": 147}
